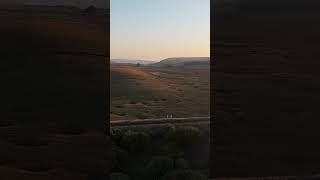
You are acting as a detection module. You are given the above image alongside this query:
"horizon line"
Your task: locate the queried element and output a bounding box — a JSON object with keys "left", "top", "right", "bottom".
{"left": 110, "top": 56, "right": 210, "bottom": 61}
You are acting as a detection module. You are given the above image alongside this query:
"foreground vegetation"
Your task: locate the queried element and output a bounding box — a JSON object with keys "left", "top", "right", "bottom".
{"left": 110, "top": 125, "right": 209, "bottom": 180}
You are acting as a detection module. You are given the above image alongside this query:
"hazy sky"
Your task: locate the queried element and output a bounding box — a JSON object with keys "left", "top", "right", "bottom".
{"left": 111, "top": 0, "right": 210, "bottom": 61}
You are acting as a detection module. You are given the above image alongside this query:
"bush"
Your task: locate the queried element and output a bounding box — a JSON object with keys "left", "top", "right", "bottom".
{"left": 111, "top": 128, "right": 125, "bottom": 143}
{"left": 165, "top": 126, "right": 202, "bottom": 147}
{"left": 120, "top": 130, "right": 150, "bottom": 153}
{"left": 145, "top": 156, "right": 174, "bottom": 179}
{"left": 134, "top": 112, "right": 148, "bottom": 119}
{"left": 110, "top": 172, "right": 131, "bottom": 180}
{"left": 162, "top": 170, "right": 207, "bottom": 180}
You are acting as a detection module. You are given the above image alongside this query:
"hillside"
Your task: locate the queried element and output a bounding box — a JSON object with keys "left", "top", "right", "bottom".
{"left": 111, "top": 59, "right": 155, "bottom": 65}
{"left": 152, "top": 57, "right": 210, "bottom": 68}
{"left": 110, "top": 64, "right": 210, "bottom": 121}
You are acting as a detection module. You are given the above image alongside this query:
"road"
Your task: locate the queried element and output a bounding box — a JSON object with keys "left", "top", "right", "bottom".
{"left": 111, "top": 117, "right": 210, "bottom": 128}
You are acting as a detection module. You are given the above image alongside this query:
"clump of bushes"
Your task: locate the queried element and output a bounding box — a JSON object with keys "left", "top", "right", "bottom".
{"left": 111, "top": 128, "right": 124, "bottom": 143}
{"left": 119, "top": 130, "right": 150, "bottom": 153}
{"left": 165, "top": 126, "right": 202, "bottom": 147}
{"left": 133, "top": 112, "right": 148, "bottom": 119}
{"left": 111, "top": 126, "right": 209, "bottom": 180}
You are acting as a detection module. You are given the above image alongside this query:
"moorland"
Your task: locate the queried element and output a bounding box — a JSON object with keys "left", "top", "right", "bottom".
{"left": 110, "top": 58, "right": 210, "bottom": 121}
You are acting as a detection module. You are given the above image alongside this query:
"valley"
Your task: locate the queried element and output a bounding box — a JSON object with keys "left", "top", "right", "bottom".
{"left": 110, "top": 58, "right": 210, "bottom": 121}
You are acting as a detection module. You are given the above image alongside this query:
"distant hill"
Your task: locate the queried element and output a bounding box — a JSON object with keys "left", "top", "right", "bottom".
{"left": 111, "top": 59, "right": 156, "bottom": 65}
{"left": 152, "top": 57, "right": 210, "bottom": 68}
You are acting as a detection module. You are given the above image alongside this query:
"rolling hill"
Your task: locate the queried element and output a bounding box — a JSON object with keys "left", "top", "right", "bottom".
{"left": 111, "top": 59, "right": 156, "bottom": 65}
{"left": 110, "top": 63, "right": 210, "bottom": 121}
{"left": 152, "top": 57, "right": 210, "bottom": 68}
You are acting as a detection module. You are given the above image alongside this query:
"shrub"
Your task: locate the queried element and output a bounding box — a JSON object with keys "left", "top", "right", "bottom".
{"left": 120, "top": 130, "right": 150, "bottom": 153}
{"left": 165, "top": 126, "right": 202, "bottom": 147}
{"left": 111, "top": 128, "right": 125, "bottom": 143}
{"left": 110, "top": 172, "right": 131, "bottom": 180}
{"left": 145, "top": 156, "right": 174, "bottom": 179}
{"left": 134, "top": 112, "right": 148, "bottom": 119}
{"left": 162, "top": 170, "right": 207, "bottom": 180}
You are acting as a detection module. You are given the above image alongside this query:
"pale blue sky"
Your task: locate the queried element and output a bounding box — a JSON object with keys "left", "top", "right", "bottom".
{"left": 111, "top": 0, "right": 210, "bottom": 61}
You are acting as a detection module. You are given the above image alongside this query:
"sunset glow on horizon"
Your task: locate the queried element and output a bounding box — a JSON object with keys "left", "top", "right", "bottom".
{"left": 111, "top": 0, "right": 210, "bottom": 61}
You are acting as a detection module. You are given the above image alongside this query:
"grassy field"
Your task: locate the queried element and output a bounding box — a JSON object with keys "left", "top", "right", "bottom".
{"left": 110, "top": 64, "right": 210, "bottom": 121}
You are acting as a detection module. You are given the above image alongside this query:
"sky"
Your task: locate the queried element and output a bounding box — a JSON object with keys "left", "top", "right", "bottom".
{"left": 111, "top": 0, "right": 210, "bottom": 61}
